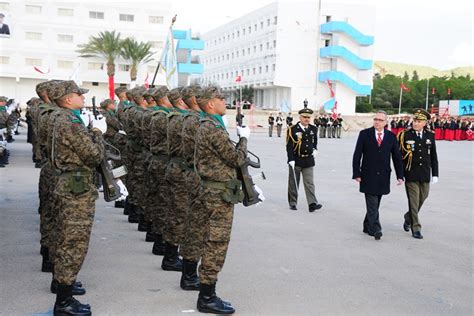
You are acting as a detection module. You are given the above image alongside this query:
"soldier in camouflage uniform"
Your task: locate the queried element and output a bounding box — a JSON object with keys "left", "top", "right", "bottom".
{"left": 33, "top": 84, "right": 50, "bottom": 167}
{"left": 179, "top": 85, "right": 204, "bottom": 291}
{"left": 161, "top": 88, "right": 189, "bottom": 271}
{"left": 194, "top": 86, "right": 250, "bottom": 314}
{"left": 25, "top": 98, "right": 41, "bottom": 161}
{"left": 123, "top": 86, "right": 148, "bottom": 223}
{"left": 148, "top": 86, "right": 173, "bottom": 256}
{"left": 100, "top": 99, "right": 127, "bottom": 156}
{"left": 48, "top": 81, "right": 106, "bottom": 316}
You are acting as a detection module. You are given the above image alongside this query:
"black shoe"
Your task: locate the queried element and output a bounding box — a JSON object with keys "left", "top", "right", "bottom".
{"left": 114, "top": 200, "right": 125, "bottom": 208}
{"left": 197, "top": 283, "right": 235, "bottom": 314}
{"left": 403, "top": 220, "right": 410, "bottom": 232}
{"left": 152, "top": 235, "right": 166, "bottom": 255}
{"left": 123, "top": 198, "right": 131, "bottom": 215}
{"left": 161, "top": 242, "right": 183, "bottom": 271}
{"left": 412, "top": 231, "right": 423, "bottom": 239}
{"left": 42, "top": 256, "right": 54, "bottom": 273}
{"left": 181, "top": 259, "right": 200, "bottom": 291}
{"left": 309, "top": 203, "right": 322, "bottom": 212}
{"left": 51, "top": 279, "right": 86, "bottom": 296}
{"left": 40, "top": 245, "right": 48, "bottom": 257}
{"left": 54, "top": 283, "right": 91, "bottom": 316}
{"left": 146, "top": 231, "right": 157, "bottom": 242}
{"left": 128, "top": 204, "right": 139, "bottom": 223}
{"left": 289, "top": 205, "right": 297, "bottom": 210}
{"left": 363, "top": 228, "right": 369, "bottom": 234}
{"left": 374, "top": 231, "right": 383, "bottom": 240}
{"left": 137, "top": 215, "right": 149, "bottom": 232}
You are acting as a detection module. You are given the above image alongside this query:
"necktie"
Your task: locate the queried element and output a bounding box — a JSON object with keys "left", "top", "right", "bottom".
{"left": 377, "top": 132, "right": 382, "bottom": 147}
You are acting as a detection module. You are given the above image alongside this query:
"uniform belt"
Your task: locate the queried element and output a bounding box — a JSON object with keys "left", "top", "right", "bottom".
{"left": 299, "top": 154, "right": 310, "bottom": 158}
{"left": 55, "top": 168, "right": 91, "bottom": 176}
{"left": 201, "top": 180, "right": 228, "bottom": 190}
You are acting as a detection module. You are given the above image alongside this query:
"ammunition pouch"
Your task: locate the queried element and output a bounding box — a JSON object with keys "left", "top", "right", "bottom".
{"left": 62, "top": 169, "right": 91, "bottom": 195}
{"left": 202, "top": 179, "right": 244, "bottom": 204}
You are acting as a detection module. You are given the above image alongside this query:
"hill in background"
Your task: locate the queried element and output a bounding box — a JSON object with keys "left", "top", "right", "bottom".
{"left": 374, "top": 61, "right": 473, "bottom": 79}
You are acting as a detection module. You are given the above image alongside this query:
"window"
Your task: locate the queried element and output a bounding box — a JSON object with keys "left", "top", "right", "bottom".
{"left": 25, "top": 5, "right": 41, "bottom": 14}
{"left": 266, "top": 65, "right": 269, "bottom": 72}
{"left": 92, "top": 82, "right": 99, "bottom": 86}
{"left": 149, "top": 41, "right": 163, "bottom": 49}
{"left": 272, "top": 64, "right": 276, "bottom": 71}
{"left": 227, "top": 34, "right": 230, "bottom": 40}
{"left": 266, "top": 42, "right": 270, "bottom": 49}
{"left": 247, "top": 48, "right": 250, "bottom": 54}
{"left": 236, "top": 51, "right": 239, "bottom": 58}
{"left": 253, "top": 68, "right": 256, "bottom": 75}
{"left": 25, "top": 32, "right": 42, "bottom": 40}
{"left": 231, "top": 72, "right": 233, "bottom": 78}
{"left": 242, "top": 49, "right": 245, "bottom": 56}
{"left": 231, "top": 52, "right": 234, "bottom": 59}
{"left": 274, "top": 16, "right": 278, "bottom": 25}
{"left": 227, "top": 54, "right": 229, "bottom": 60}
{"left": 149, "top": 15, "right": 164, "bottom": 24}
{"left": 119, "top": 14, "right": 134, "bottom": 22}
{"left": 58, "top": 8, "right": 73, "bottom": 16}
{"left": 246, "top": 69, "right": 250, "bottom": 76}
{"left": 243, "top": 28, "right": 245, "bottom": 35}
{"left": 267, "top": 19, "right": 270, "bottom": 26}
{"left": 260, "top": 44, "right": 263, "bottom": 51}
{"left": 273, "top": 40, "right": 276, "bottom": 48}
{"left": 253, "top": 46, "right": 256, "bottom": 53}
{"left": 260, "top": 22, "right": 264, "bottom": 29}
{"left": 57, "top": 34, "right": 73, "bottom": 43}
{"left": 259, "top": 66, "right": 262, "bottom": 74}
{"left": 0, "top": 2, "right": 9, "bottom": 10}
{"left": 237, "top": 31, "right": 239, "bottom": 37}
{"left": 326, "top": 16, "right": 331, "bottom": 23}
{"left": 254, "top": 24, "right": 257, "bottom": 31}
{"left": 0, "top": 56, "right": 9, "bottom": 64}
{"left": 25, "top": 58, "right": 42, "bottom": 66}
{"left": 89, "top": 11, "right": 104, "bottom": 19}
{"left": 57, "top": 60, "right": 73, "bottom": 69}
{"left": 119, "top": 64, "right": 130, "bottom": 71}
{"left": 248, "top": 26, "right": 251, "bottom": 34}
{"left": 232, "top": 33, "right": 234, "bottom": 39}
{"left": 88, "top": 62, "right": 103, "bottom": 70}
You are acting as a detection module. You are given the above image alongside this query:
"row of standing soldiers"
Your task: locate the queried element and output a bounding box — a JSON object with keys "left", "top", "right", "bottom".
{"left": 27, "top": 79, "right": 248, "bottom": 315}
{"left": 0, "top": 96, "right": 21, "bottom": 167}
{"left": 313, "top": 113, "right": 344, "bottom": 139}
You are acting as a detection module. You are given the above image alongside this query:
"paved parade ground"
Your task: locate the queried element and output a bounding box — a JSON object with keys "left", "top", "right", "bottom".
{"left": 1, "top": 128, "right": 472, "bottom": 316}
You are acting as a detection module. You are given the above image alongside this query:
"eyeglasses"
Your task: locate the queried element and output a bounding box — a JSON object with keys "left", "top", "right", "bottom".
{"left": 373, "top": 118, "right": 385, "bottom": 122}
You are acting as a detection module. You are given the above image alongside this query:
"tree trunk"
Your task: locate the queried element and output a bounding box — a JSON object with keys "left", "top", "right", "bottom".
{"left": 130, "top": 64, "right": 137, "bottom": 82}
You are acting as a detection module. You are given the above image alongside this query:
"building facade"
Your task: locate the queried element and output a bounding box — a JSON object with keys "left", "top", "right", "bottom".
{"left": 0, "top": 1, "right": 203, "bottom": 103}
{"left": 200, "top": 2, "right": 375, "bottom": 114}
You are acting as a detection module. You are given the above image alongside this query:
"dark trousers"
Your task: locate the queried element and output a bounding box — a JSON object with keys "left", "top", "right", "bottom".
{"left": 363, "top": 194, "right": 382, "bottom": 235}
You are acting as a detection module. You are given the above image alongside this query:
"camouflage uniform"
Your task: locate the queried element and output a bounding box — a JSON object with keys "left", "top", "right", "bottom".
{"left": 163, "top": 89, "right": 188, "bottom": 247}
{"left": 101, "top": 99, "right": 127, "bottom": 157}
{"left": 50, "top": 84, "right": 104, "bottom": 285}
{"left": 195, "top": 115, "right": 247, "bottom": 285}
{"left": 148, "top": 87, "right": 171, "bottom": 239}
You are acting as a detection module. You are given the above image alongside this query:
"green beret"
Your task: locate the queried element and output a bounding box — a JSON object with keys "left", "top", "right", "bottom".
{"left": 413, "top": 108, "right": 430, "bottom": 121}
{"left": 181, "top": 85, "right": 201, "bottom": 101}
{"left": 35, "top": 81, "right": 49, "bottom": 95}
{"left": 49, "top": 80, "right": 89, "bottom": 101}
{"left": 129, "top": 86, "right": 147, "bottom": 100}
{"left": 152, "top": 86, "right": 169, "bottom": 101}
{"left": 167, "top": 88, "right": 182, "bottom": 103}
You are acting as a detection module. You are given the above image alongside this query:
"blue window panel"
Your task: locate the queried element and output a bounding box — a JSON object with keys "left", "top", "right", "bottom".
{"left": 320, "top": 46, "right": 372, "bottom": 70}
{"left": 320, "top": 21, "right": 374, "bottom": 46}
{"left": 176, "top": 39, "right": 205, "bottom": 50}
{"left": 318, "top": 71, "right": 371, "bottom": 95}
{"left": 178, "top": 63, "right": 203, "bottom": 74}
{"left": 172, "top": 30, "right": 188, "bottom": 40}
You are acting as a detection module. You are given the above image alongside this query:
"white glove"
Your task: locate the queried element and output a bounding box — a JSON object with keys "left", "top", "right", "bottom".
{"left": 118, "top": 130, "right": 127, "bottom": 135}
{"left": 288, "top": 161, "right": 295, "bottom": 168}
{"left": 221, "top": 115, "right": 229, "bottom": 129}
{"left": 431, "top": 176, "right": 438, "bottom": 184}
{"left": 91, "top": 115, "right": 107, "bottom": 134}
{"left": 313, "top": 150, "right": 318, "bottom": 156}
{"left": 254, "top": 185, "right": 265, "bottom": 202}
{"left": 117, "top": 179, "right": 129, "bottom": 197}
{"left": 80, "top": 111, "right": 92, "bottom": 127}
{"left": 237, "top": 126, "right": 251, "bottom": 139}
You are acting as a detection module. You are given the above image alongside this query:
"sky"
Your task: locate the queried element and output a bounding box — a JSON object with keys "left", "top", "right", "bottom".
{"left": 171, "top": 0, "right": 473, "bottom": 70}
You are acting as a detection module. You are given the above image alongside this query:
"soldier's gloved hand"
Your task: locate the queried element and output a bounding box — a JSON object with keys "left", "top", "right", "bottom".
{"left": 117, "top": 179, "right": 129, "bottom": 197}
{"left": 91, "top": 115, "right": 107, "bottom": 134}
{"left": 254, "top": 185, "right": 265, "bottom": 203}
{"left": 431, "top": 176, "right": 438, "bottom": 184}
{"left": 237, "top": 126, "right": 251, "bottom": 139}
{"left": 313, "top": 150, "right": 319, "bottom": 156}
{"left": 288, "top": 161, "right": 295, "bottom": 168}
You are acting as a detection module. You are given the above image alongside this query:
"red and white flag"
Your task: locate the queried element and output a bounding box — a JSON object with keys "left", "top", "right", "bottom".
{"left": 235, "top": 75, "right": 241, "bottom": 83}
{"left": 400, "top": 83, "right": 410, "bottom": 92}
{"left": 33, "top": 66, "right": 50, "bottom": 74}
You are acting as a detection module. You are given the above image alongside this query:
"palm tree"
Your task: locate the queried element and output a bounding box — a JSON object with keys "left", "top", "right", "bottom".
{"left": 77, "top": 30, "right": 122, "bottom": 99}
{"left": 121, "top": 38, "right": 155, "bottom": 87}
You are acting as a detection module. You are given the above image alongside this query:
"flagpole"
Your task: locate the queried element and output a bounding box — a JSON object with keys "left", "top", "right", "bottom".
{"left": 425, "top": 78, "right": 430, "bottom": 110}
{"left": 398, "top": 86, "right": 403, "bottom": 115}
{"left": 151, "top": 14, "right": 177, "bottom": 87}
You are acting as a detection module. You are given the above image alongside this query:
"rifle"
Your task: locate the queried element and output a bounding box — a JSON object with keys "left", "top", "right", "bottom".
{"left": 236, "top": 106, "right": 244, "bottom": 127}
{"left": 234, "top": 109, "right": 265, "bottom": 206}
{"left": 91, "top": 97, "right": 127, "bottom": 202}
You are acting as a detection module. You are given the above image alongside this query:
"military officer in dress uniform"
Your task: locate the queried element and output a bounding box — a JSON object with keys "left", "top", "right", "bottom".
{"left": 286, "top": 106, "right": 323, "bottom": 212}
{"left": 398, "top": 109, "right": 439, "bottom": 239}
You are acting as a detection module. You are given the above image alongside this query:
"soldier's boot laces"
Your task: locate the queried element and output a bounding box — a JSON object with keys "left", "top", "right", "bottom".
{"left": 161, "top": 242, "right": 183, "bottom": 271}
{"left": 180, "top": 259, "right": 200, "bottom": 291}
{"left": 51, "top": 279, "right": 86, "bottom": 296}
{"left": 53, "top": 283, "right": 91, "bottom": 316}
{"left": 197, "top": 283, "right": 235, "bottom": 314}
{"left": 152, "top": 235, "right": 166, "bottom": 255}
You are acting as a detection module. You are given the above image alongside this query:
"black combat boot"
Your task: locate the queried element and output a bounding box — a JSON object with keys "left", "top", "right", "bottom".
{"left": 161, "top": 242, "right": 183, "bottom": 271}
{"left": 180, "top": 259, "right": 200, "bottom": 290}
{"left": 114, "top": 199, "right": 125, "bottom": 208}
{"left": 137, "top": 213, "right": 150, "bottom": 232}
{"left": 6, "top": 134, "right": 14, "bottom": 143}
{"left": 128, "top": 204, "right": 139, "bottom": 223}
{"left": 53, "top": 283, "right": 91, "bottom": 316}
{"left": 51, "top": 279, "right": 86, "bottom": 295}
{"left": 145, "top": 228, "right": 157, "bottom": 242}
{"left": 123, "top": 198, "right": 131, "bottom": 215}
{"left": 197, "top": 283, "right": 235, "bottom": 314}
{"left": 152, "top": 234, "right": 166, "bottom": 255}
{"left": 41, "top": 247, "right": 54, "bottom": 273}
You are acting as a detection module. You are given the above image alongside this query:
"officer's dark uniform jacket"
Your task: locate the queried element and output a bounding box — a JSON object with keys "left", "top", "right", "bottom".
{"left": 286, "top": 122, "right": 318, "bottom": 168}
{"left": 398, "top": 128, "right": 439, "bottom": 183}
